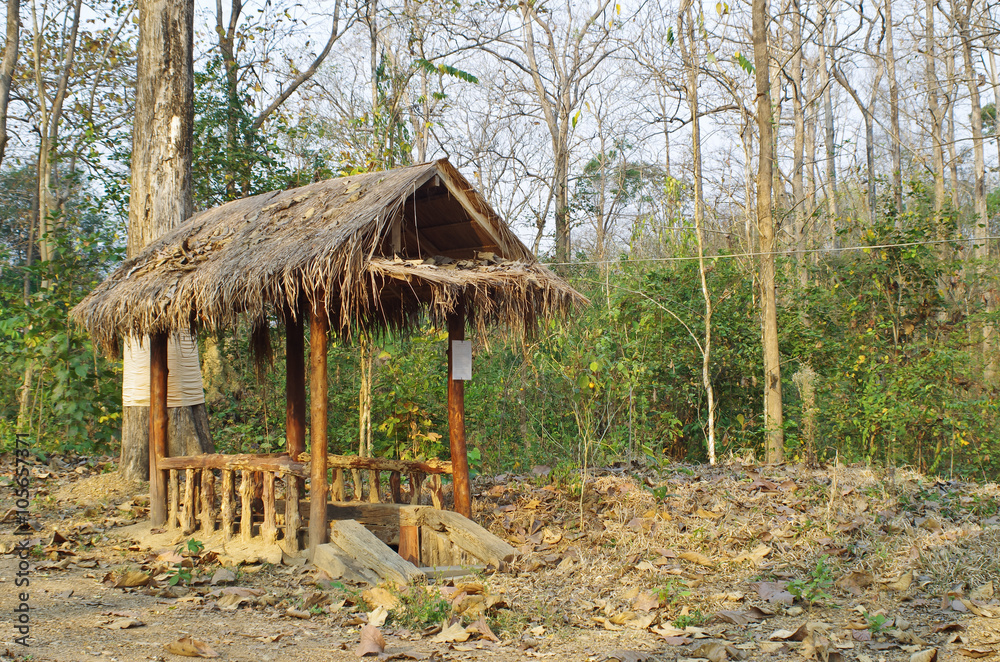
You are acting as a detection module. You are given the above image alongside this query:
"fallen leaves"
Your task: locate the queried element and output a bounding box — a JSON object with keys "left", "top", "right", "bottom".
{"left": 356, "top": 624, "right": 386, "bottom": 657}
{"left": 164, "top": 637, "right": 219, "bottom": 658}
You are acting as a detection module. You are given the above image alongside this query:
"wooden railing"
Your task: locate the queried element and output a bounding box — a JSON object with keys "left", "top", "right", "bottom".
{"left": 157, "top": 453, "right": 452, "bottom": 552}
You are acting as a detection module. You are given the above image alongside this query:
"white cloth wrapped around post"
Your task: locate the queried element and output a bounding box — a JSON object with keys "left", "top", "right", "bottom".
{"left": 122, "top": 330, "right": 206, "bottom": 407}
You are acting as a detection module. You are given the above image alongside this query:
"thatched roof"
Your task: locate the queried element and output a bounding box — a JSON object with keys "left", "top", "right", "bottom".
{"left": 72, "top": 159, "right": 584, "bottom": 354}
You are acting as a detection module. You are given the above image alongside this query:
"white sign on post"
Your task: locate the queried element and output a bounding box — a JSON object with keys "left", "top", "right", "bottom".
{"left": 451, "top": 340, "right": 472, "bottom": 380}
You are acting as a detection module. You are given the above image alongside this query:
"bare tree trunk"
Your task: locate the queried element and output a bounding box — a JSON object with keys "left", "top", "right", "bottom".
{"left": 0, "top": 0, "right": 19, "bottom": 167}
{"left": 945, "top": 34, "right": 959, "bottom": 210}
{"left": 679, "top": 0, "right": 716, "bottom": 464}
{"left": 791, "top": 0, "right": 807, "bottom": 287}
{"left": 819, "top": 9, "right": 839, "bottom": 244}
{"left": 754, "top": 0, "right": 783, "bottom": 463}
{"left": 884, "top": 0, "right": 902, "bottom": 212}
{"left": 122, "top": 0, "right": 212, "bottom": 482}
{"left": 925, "top": 0, "right": 946, "bottom": 224}
{"left": 955, "top": 0, "right": 992, "bottom": 382}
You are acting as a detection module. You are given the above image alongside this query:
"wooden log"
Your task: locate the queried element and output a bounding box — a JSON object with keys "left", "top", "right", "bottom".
{"left": 332, "top": 469, "right": 345, "bottom": 502}
{"left": 447, "top": 306, "right": 472, "bottom": 518}
{"left": 389, "top": 472, "right": 402, "bottom": 504}
{"left": 239, "top": 469, "right": 253, "bottom": 542}
{"left": 149, "top": 332, "right": 169, "bottom": 527}
{"left": 409, "top": 473, "right": 423, "bottom": 505}
{"left": 420, "top": 509, "right": 517, "bottom": 566}
{"left": 399, "top": 507, "right": 419, "bottom": 566}
{"left": 200, "top": 469, "right": 215, "bottom": 533}
{"left": 168, "top": 469, "right": 179, "bottom": 529}
{"left": 285, "top": 306, "right": 306, "bottom": 460}
{"left": 308, "top": 300, "right": 329, "bottom": 550}
{"left": 159, "top": 453, "right": 307, "bottom": 475}
{"left": 262, "top": 471, "right": 277, "bottom": 544}
{"left": 419, "top": 565, "right": 485, "bottom": 581}
{"left": 283, "top": 475, "right": 301, "bottom": 552}
{"left": 328, "top": 519, "right": 424, "bottom": 585}
{"left": 182, "top": 468, "right": 197, "bottom": 534}
{"left": 221, "top": 470, "right": 234, "bottom": 540}
{"left": 420, "top": 527, "right": 451, "bottom": 567}
{"left": 367, "top": 469, "right": 380, "bottom": 503}
{"left": 326, "top": 455, "right": 451, "bottom": 475}
{"left": 310, "top": 543, "right": 380, "bottom": 585}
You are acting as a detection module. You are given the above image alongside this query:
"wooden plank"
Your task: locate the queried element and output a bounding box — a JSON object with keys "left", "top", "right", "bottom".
{"left": 200, "top": 469, "right": 215, "bottom": 533}
{"left": 447, "top": 306, "right": 472, "bottom": 518}
{"left": 221, "top": 470, "right": 234, "bottom": 540}
{"left": 420, "top": 509, "right": 517, "bottom": 566}
{"left": 310, "top": 543, "right": 380, "bottom": 585}
{"left": 159, "top": 453, "right": 307, "bottom": 475}
{"left": 283, "top": 475, "right": 301, "bottom": 552}
{"left": 285, "top": 307, "right": 306, "bottom": 460}
{"left": 328, "top": 519, "right": 424, "bottom": 585}
{"left": 168, "top": 469, "right": 179, "bottom": 529}
{"left": 157, "top": 453, "right": 450, "bottom": 476}
{"left": 309, "top": 300, "right": 329, "bottom": 550}
{"left": 149, "top": 332, "right": 168, "bottom": 527}
{"left": 262, "top": 471, "right": 277, "bottom": 544}
{"left": 239, "top": 469, "right": 253, "bottom": 542}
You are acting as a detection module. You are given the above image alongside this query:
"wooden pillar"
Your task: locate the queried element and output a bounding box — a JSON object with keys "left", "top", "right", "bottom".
{"left": 285, "top": 308, "right": 306, "bottom": 460}
{"left": 284, "top": 307, "right": 305, "bottom": 552}
{"left": 149, "top": 332, "right": 169, "bottom": 527}
{"left": 447, "top": 303, "right": 472, "bottom": 518}
{"left": 399, "top": 507, "right": 419, "bottom": 566}
{"left": 309, "top": 299, "right": 329, "bottom": 550}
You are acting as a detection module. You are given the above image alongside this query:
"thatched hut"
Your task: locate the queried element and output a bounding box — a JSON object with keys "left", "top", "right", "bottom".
{"left": 72, "top": 159, "right": 583, "bottom": 562}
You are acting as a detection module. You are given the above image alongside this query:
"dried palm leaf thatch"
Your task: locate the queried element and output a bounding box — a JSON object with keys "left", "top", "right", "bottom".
{"left": 72, "top": 159, "right": 585, "bottom": 356}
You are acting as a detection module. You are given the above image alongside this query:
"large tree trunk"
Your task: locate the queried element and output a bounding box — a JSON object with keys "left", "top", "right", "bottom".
{"left": 122, "top": 0, "right": 211, "bottom": 482}
{"left": 754, "top": 0, "right": 783, "bottom": 463}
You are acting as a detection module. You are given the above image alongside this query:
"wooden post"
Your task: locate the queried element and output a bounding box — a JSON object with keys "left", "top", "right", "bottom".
{"left": 168, "top": 470, "right": 179, "bottom": 529}
{"left": 183, "top": 469, "right": 197, "bottom": 534}
{"left": 149, "top": 333, "right": 169, "bottom": 527}
{"left": 200, "top": 468, "right": 215, "bottom": 533}
{"left": 399, "top": 507, "right": 420, "bottom": 566}
{"left": 240, "top": 469, "right": 253, "bottom": 541}
{"left": 284, "top": 306, "right": 305, "bottom": 552}
{"left": 447, "top": 304, "right": 472, "bottom": 518}
{"left": 285, "top": 308, "right": 306, "bottom": 460}
{"left": 221, "top": 470, "right": 234, "bottom": 540}
{"left": 309, "top": 299, "right": 329, "bottom": 550}
{"left": 262, "top": 471, "right": 277, "bottom": 544}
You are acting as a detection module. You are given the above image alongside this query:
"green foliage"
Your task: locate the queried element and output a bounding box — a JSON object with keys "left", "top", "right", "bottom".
{"left": 865, "top": 612, "right": 890, "bottom": 635}
{"left": 787, "top": 556, "right": 834, "bottom": 606}
{"left": 672, "top": 609, "right": 707, "bottom": 628}
{"left": 389, "top": 583, "right": 452, "bottom": 629}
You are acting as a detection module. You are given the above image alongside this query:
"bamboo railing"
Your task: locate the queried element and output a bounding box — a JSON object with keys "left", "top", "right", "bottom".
{"left": 157, "top": 453, "right": 452, "bottom": 551}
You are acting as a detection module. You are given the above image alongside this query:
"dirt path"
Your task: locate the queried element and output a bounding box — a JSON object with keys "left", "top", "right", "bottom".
{"left": 2, "top": 456, "right": 1000, "bottom": 662}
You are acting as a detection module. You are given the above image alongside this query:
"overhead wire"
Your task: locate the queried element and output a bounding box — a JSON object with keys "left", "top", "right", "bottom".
{"left": 545, "top": 234, "right": 1000, "bottom": 267}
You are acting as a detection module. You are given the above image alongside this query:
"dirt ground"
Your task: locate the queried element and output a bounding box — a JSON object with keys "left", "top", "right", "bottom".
{"left": 2, "top": 453, "right": 1000, "bottom": 662}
